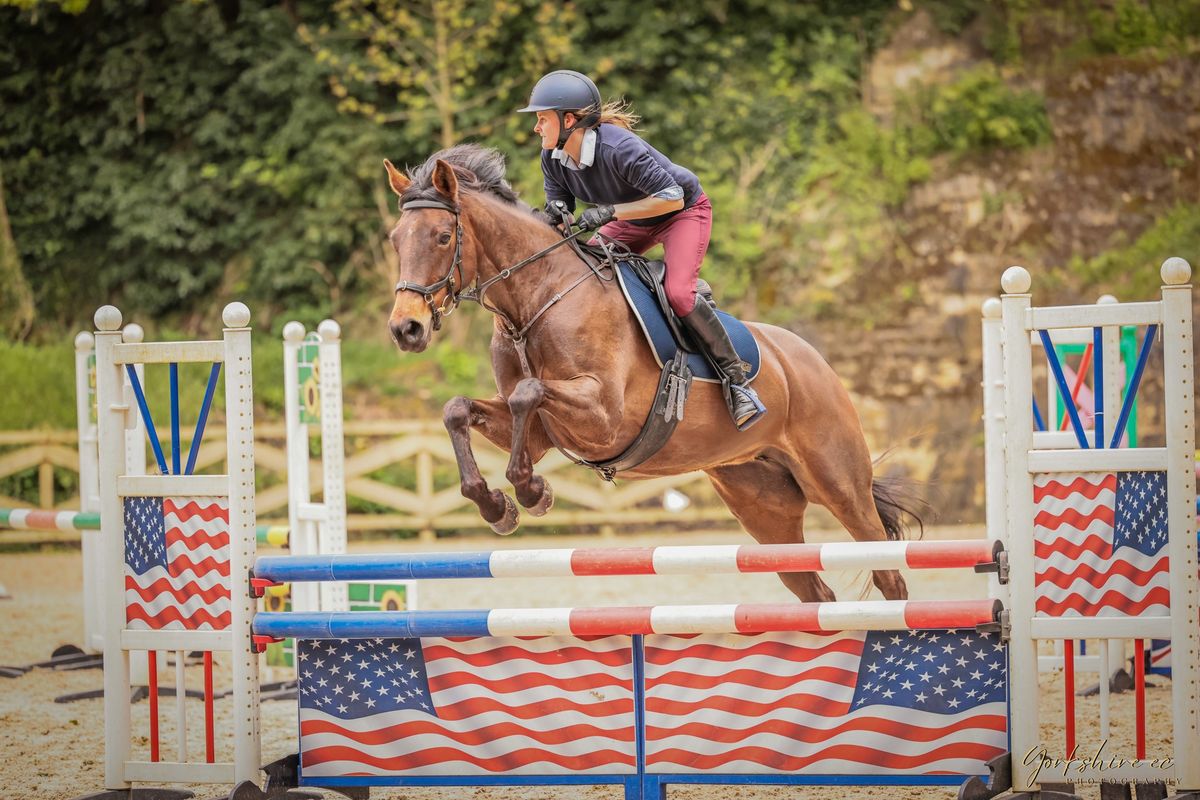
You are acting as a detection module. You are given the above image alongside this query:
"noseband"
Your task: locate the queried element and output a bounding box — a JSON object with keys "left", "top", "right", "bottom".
{"left": 395, "top": 198, "right": 466, "bottom": 331}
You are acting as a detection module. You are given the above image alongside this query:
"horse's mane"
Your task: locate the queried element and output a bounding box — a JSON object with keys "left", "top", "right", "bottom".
{"left": 400, "top": 144, "right": 525, "bottom": 208}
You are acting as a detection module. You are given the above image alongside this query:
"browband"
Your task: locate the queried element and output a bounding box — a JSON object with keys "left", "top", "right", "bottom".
{"left": 401, "top": 199, "right": 457, "bottom": 212}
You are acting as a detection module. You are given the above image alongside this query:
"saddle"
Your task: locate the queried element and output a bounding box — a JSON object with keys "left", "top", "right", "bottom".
{"left": 615, "top": 256, "right": 761, "bottom": 385}
{"left": 625, "top": 258, "right": 718, "bottom": 349}
{"left": 576, "top": 244, "right": 718, "bottom": 355}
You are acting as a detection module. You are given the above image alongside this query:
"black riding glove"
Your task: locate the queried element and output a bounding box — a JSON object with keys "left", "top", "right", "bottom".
{"left": 577, "top": 204, "right": 616, "bottom": 231}
{"left": 537, "top": 200, "right": 574, "bottom": 227}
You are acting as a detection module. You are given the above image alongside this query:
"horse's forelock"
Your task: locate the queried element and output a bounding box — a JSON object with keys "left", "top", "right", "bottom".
{"left": 400, "top": 143, "right": 520, "bottom": 206}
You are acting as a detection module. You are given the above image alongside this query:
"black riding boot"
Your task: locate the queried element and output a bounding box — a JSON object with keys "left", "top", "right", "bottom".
{"left": 680, "top": 299, "right": 766, "bottom": 430}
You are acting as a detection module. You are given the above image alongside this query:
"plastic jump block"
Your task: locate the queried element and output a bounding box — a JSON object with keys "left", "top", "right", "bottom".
{"left": 253, "top": 539, "right": 1003, "bottom": 583}
{"left": 251, "top": 598, "right": 1002, "bottom": 639}
{"left": 256, "top": 525, "right": 290, "bottom": 547}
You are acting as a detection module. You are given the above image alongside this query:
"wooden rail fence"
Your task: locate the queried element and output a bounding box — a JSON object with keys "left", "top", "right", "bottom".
{"left": 1, "top": 421, "right": 737, "bottom": 541}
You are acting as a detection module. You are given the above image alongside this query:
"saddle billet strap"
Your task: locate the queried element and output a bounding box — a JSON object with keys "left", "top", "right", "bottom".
{"left": 542, "top": 349, "right": 693, "bottom": 482}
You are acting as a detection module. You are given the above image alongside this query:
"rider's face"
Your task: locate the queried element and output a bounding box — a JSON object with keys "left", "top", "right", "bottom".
{"left": 533, "top": 111, "right": 575, "bottom": 150}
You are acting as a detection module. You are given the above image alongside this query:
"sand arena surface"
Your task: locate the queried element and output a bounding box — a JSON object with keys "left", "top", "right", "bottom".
{"left": 0, "top": 525, "right": 1176, "bottom": 800}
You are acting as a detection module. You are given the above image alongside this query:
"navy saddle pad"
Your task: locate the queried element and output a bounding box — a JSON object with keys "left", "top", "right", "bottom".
{"left": 615, "top": 261, "right": 760, "bottom": 384}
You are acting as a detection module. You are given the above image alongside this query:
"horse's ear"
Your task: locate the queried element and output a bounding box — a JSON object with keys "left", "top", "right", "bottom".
{"left": 383, "top": 159, "right": 410, "bottom": 197}
{"left": 431, "top": 159, "right": 459, "bottom": 204}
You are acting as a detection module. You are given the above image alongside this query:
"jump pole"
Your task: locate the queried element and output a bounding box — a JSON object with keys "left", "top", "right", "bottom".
{"left": 253, "top": 598, "right": 1003, "bottom": 639}
{"left": 253, "top": 538, "right": 1004, "bottom": 583}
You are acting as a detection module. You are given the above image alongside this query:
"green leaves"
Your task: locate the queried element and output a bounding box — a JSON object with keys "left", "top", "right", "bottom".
{"left": 1, "top": 1, "right": 390, "bottom": 332}
{"left": 1069, "top": 204, "right": 1200, "bottom": 298}
{"left": 0, "top": 0, "right": 1190, "bottom": 350}
{"left": 902, "top": 66, "right": 1050, "bottom": 153}
{"left": 300, "top": 0, "right": 573, "bottom": 150}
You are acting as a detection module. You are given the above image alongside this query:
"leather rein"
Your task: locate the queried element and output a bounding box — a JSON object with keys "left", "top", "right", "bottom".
{"left": 394, "top": 198, "right": 614, "bottom": 349}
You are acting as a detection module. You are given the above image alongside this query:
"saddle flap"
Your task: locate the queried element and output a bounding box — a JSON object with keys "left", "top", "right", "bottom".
{"left": 614, "top": 260, "right": 761, "bottom": 386}
{"left": 629, "top": 259, "right": 693, "bottom": 351}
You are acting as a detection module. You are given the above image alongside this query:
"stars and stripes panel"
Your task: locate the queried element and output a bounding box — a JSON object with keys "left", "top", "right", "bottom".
{"left": 1149, "top": 639, "right": 1172, "bottom": 671}
{"left": 643, "top": 629, "right": 1008, "bottom": 775}
{"left": 1033, "top": 471, "right": 1170, "bottom": 617}
{"left": 295, "top": 636, "right": 637, "bottom": 778}
{"left": 123, "top": 496, "right": 231, "bottom": 630}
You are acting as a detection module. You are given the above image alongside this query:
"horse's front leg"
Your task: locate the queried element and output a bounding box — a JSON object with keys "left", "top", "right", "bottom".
{"left": 443, "top": 395, "right": 520, "bottom": 535}
{"left": 505, "top": 378, "right": 554, "bottom": 516}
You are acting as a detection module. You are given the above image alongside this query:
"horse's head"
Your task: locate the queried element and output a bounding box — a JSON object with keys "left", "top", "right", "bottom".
{"left": 384, "top": 157, "right": 469, "bottom": 352}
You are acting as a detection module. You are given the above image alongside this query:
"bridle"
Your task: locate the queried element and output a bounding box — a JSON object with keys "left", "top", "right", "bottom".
{"left": 394, "top": 197, "right": 607, "bottom": 336}
{"left": 393, "top": 199, "right": 467, "bottom": 331}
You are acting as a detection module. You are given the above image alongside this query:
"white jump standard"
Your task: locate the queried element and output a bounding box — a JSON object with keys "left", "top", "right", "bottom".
{"left": 71, "top": 260, "right": 1200, "bottom": 800}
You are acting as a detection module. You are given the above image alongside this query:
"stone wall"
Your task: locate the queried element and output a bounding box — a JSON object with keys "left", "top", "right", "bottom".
{"left": 813, "top": 10, "right": 1198, "bottom": 525}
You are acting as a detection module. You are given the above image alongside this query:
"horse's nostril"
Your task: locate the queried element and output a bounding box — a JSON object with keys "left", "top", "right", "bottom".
{"left": 390, "top": 318, "right": 425, "bottom": 348}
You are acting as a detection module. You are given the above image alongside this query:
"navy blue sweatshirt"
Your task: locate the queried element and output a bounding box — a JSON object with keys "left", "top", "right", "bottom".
{"left": 541, "top": 124, "right": 703, "bottom": 227}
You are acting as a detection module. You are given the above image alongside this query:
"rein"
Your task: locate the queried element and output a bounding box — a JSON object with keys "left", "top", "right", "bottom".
{"left": 395, "top": 198, "right": 607, "bottom": 339}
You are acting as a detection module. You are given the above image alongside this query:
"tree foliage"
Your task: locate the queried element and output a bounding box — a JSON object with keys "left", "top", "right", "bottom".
{"left": 298, "top": 0, "right": 573, "bottom": 149}
{"left": 1, "top": 1, "right": 390, "bottom": 335}
{"left": 0, "top": 0, "right": 1190, "bottom": 342}
{"left": 0, "top": 161, "right": 34, "bottom": 338}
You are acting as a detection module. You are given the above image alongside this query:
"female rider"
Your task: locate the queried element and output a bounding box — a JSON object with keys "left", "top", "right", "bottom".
{"left": 517, "top": 69, "right": 765, "bottom": 430}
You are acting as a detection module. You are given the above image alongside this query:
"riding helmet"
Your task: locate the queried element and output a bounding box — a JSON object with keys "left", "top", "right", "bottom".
{"left": 518, "top": 70, "right": 601, "bottom": 113}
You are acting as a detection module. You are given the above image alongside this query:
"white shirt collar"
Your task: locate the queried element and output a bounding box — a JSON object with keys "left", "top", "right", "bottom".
{"left": 551, "top": 127, "right": 597, "bottom": 170}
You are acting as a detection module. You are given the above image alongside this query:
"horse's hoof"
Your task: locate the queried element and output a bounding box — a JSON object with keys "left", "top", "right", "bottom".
{"left": 490, "top": 494, "right": 520, "bottom": 535}
{"left": 527, "top": 483, "right": 554, "bottom": 517}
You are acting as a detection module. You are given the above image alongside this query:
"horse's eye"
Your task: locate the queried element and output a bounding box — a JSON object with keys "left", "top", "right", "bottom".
{"left": 438, "top": 232, "right": 452, "bottom": 245}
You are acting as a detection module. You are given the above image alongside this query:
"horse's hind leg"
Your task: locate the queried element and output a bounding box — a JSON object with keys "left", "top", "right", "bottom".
{"left": 706, "top": 459, "right": 836, "bottom": 603}
{"left": 828, "top": 499, "right": 908, "bottom": 600}
{"left": 787, "top": 444, "right": 909, "bottom": 601}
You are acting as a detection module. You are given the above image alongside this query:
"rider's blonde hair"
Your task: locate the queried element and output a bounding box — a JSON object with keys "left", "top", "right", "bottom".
{"left": 577, "top": 98, "right": 640, "bottom": 131}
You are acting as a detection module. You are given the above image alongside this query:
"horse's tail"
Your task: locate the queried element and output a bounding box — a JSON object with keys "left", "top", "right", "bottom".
{"left": 871, "top": 474, "right": 928, "bottom": 541}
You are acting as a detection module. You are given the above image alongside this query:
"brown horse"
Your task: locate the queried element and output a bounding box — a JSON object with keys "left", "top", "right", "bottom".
{"left": 384, "top": 144, "right": 920, "bottom": 603}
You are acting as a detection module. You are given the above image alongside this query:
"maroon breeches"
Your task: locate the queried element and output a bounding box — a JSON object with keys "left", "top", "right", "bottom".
{"left": 594, "top": 193, "right": 713, "bottom": 316}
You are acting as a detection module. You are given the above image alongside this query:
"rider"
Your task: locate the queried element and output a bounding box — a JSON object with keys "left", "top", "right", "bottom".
{"left": 517, "top": 69, "right": 766, "bottom": 430}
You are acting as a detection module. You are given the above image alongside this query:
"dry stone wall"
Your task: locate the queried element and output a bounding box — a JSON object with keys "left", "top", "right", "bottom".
{"left": 810, "top": 12, "right": 1198, "bottom": 524}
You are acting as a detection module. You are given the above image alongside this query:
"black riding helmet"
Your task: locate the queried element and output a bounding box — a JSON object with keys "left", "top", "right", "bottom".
{"left": 518, "top": 70, "right": 601, "bottom": 149}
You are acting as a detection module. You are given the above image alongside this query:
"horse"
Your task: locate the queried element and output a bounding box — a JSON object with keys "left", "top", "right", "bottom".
{"left": 383, "top": 144, "right": 921, "bottom": 604}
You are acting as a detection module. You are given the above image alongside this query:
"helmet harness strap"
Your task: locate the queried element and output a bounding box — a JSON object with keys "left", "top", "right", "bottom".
{"left": 555, "top": 109, "right": 600, "bottom": 150}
